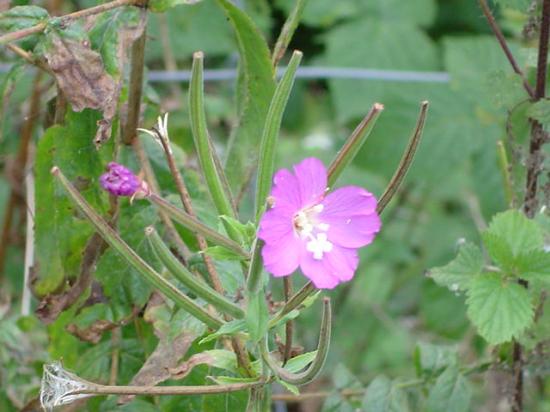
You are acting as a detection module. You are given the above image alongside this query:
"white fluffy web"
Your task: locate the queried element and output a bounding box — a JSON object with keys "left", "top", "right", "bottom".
{"left": 40, "top": 362, "right": 93, "bottom": 411}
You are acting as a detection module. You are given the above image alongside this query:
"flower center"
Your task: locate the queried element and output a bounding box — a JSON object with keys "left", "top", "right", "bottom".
{"left": 293, "top": 204, "right": 332, "bottom": 260}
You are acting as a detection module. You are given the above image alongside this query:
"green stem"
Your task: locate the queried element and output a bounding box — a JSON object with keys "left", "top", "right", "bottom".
{"left": 262, "top": 297, "right": 331, "bottom": 386}
{"left": 146, "top": 226, "right": 245, "bottom": 319}
{"left": 51, "top": 167, "right": 223, "bottom": 329}
{"left": 377, "top": 101, "right": 429, "bottom": 213}
{"left": 246, "top": 239, "right": 264, "bottom": 294}
{"left": 255, "top": 50, "right": 303, "bottom": 219}
{"left": 327, "top": 103, "right": 384, "bottom": 187}
{"left": 271, "top": 0, "right": 308, "bottom": 67}
{"left": 189, "top": 52, "right": 237, "bottom": 224}
{"left": 148, "top": 193, "right": 249, "bottom": 259}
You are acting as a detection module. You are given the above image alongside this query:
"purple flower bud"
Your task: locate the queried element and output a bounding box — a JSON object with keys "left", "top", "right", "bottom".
{"left": 100, "top": 162, "right": 140, "bottom": 197}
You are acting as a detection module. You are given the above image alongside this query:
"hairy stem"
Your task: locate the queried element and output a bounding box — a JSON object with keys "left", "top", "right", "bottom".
{"left": 122, "top": 9, "right": 148, "bottom": 145}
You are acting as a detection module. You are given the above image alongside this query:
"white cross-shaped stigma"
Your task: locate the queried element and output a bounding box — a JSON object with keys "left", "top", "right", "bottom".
{"left": 306, "top": 233, "right": 333, "bottom": 260}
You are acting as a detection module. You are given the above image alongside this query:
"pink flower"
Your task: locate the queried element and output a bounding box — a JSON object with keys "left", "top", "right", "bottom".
{"left": 100, "top": 162, "right": 149, "bottom": 198}
{"left": 258, "top": 158, "right": 381, "bottom": 289}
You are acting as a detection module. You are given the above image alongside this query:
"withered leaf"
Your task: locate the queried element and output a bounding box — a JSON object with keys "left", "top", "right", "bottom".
{"left": 43, "top": 33, "right": 118, "bottom": 145}
{"left": 118, "top": 294, "right": 207, "bottom": 404}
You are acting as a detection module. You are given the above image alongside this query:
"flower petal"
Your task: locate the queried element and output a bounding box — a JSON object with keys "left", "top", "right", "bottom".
{"left": 258, "top": 208, "right": 294, "bottom": 244}
{"left": 293, "top": 158, "right": 327, "bottom": 207}
{"left": 261, "top": 232, "right": 301, "bottom": 277}
{"left": 319, "top": 186, "right": 381, "bottom": 248}
{"left": 299, "top": 244, "right": 358, "bottom": 289}
{"left": 270, "top": 169, "right": 302, "bottom": 210}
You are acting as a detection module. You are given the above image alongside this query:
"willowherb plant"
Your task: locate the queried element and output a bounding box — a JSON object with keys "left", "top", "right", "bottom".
{"left": 43, "top": 48, "right": 429, "bottom": 409}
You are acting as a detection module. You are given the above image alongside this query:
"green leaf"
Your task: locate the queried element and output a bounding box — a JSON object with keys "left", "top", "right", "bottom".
{"left": 219, "top": 215, "right": 256, "bottom": 247}
{"left": 495, "top": 0, "right": 531, "bottom": 11}
{"left": 217, "top": 0, "right": 276, "bottom": 193}
{"left": 466, "top": 274, "right": 534, "bottom": 344}
{"left": 0, "top": 6, "right": 49, "bottom": 33}
{"left": 277, "top": 378, "right": 300, "bottom": 395}
{"left": 202, "top": 246, "right": 247, "bottom": 261}
{"left": 285, "top": 351, "right": 318, "bottom": 373}
{"left": 413, "top": 342, "right": 458, "bottom": 378}
{"left": 245, "top": 290, "right": 269, "bottom": 342}
{"left": 149, "top": 0, "right": 201, "bottom": 13}
{"left": 482, "top": 210, "right": 544, "bottom": 271}
{"left": 515, "top": 249, "right": 550, "bottom": 282}
{"left": 426, "top": 366, "right": 472, "bottom": 412}
{"left": 34, "top": 110, "right": 107, "bottom": 295}
{"left": 428, "top": 242, "right": 484, "bottom": 291}
{"left": 96, "top": 204, "right": 158, "bottom": 315}
{"left": 88, "top": 7, "right": 141, "bottom": 77}
{"left": 527, "top": 100, "right": 550, "bottom": 125}
{"left": 362, "top": 375, "right": 410, "bottom": 412}
{"left": 199, "top": 319, "right": 247, "bottom": 344}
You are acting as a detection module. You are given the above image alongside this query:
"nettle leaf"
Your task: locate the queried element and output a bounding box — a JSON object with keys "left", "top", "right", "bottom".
{"left": 425, "top": 366, "right": 472, "bottom": 412}
{"left": 414, "top": 342, "right": 458, "bottom": 378}
{"left": 362, "top": 375, "right": 410, "bottom": 412}
{"left": 427, "top": 242, "right": 484, "bottom": 291}
{"left": 526, "top": 100, "right": 550, "bottom": 126}
{"left": 466, "top": 274, "right": 534, "bottom": 344}
{"left": 217, "top": 0, "right": 276, "bottom": 193}
{"left": 515, "top": 249, "right": 550, "bottom": 284}
{"left": 486, "top": 70, "right": 529, "bottom": 110}
{"left": 482, "top": 210, "right": 544, "bottom": 272}
{"left": 0, "top": 6, "right": 49, "bottom": 33}
{"left": 495, "top": 0, "right": 531, "bottom": 11}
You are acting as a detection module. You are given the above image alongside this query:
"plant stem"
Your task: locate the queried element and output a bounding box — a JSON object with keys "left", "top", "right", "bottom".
{"left": 152, "top": 121, "right": 224, "bottom": 293}
{"left": 269, "top": 282, "right": 316, "bottom": 328}
{"left": 282, "top": 277, "right": 293, "bottom": 365}
{"left": 327, "top": 103, "right": 384, "bottom": 187}
{"left": 524, "top": 0, "right": 550, "bottom": 218}
{"left": 132, "top": 138, "right": 190, "bottom": 263}
{"left": 478, "top": 0, "right": 536, "bottom": 99}
{"left": 148, "top": 193, "right": 249, "bottom": 259}
{"left": 0, "top": 0, "right": 138, "bottom": 45}
{"left": 515, "top": 3, "right": 550, "bottom": 411}
{"left": 122, "top": 9, "right": 148, "bottom": 145}
{"left": 271, "top": 0, "right": 308, "bottom": 67}
{"left": 76, "top": 381, "right": 264, "bottom": 396}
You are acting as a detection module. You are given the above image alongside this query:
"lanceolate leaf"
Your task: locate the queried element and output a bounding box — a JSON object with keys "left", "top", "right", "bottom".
{"left": 216, "top": 0, "right": 276, "bottom": 194}
{"left": 427, "top": 242, "right": 484, "bottom": 292}
{"left": 466, "top": 274, "right": 534, "bottom": 344}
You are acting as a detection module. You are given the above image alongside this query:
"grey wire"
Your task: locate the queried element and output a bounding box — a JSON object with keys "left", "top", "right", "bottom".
{"left": 146, "top": 66, "right": 450, "bottom": 83}
{"left": 0, "top": 63, "right": 450, "bottom": 83}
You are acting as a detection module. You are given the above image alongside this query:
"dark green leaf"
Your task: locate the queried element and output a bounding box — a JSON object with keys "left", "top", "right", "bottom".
{"left": 426, "top": 366, "right": 471, "bottom": 412}
{"left": 466, "top": 274, "right": 534, "bottom": 344}
{"left": 428, "top": 242, "right": 484, "bottom": 291}
{"left": 0, "top": 6, "right": 48, "bottom": 33}
{"left": 362, "top": 375, "right": 410, "bottom": 412}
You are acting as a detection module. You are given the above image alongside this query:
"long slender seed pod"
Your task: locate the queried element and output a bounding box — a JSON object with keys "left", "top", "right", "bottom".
{"left": 262, "top": 298, "right": 331, "bottom": 386}
{"left": 51, "top": 167, "right": 223, "bottom": 329}
{"left": 146, "top": 226, "right": 245, "bottom": 319}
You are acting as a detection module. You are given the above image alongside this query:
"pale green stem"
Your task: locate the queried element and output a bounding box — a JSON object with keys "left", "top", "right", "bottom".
{"left": 255, "top": 50, "right": 303, "bottom": 219}
{"left": 148, "top": 193, "right": 249, "bottom": 259}
{"left": 271, "top": 0, "right": 308, "bottom": 67}
{"left": 377, "top": 101, "right": 429, "bottom": 213}
{"left": 189, "top": 52, "right": 238, "bottom": 229}
{"left": 327, "top": 103, "right": 384, "bottom": 187}
{"left": 146, "top": 226, "right": 245, "bottom": 319}
{"left": 51, "top": 167, "right": 223, "bottom": 329}
{"left": 268, "top": 281, "right": 316, "bottom": 328}
{"left": 262, "top": 298, "right": 331, "bottom": 386}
